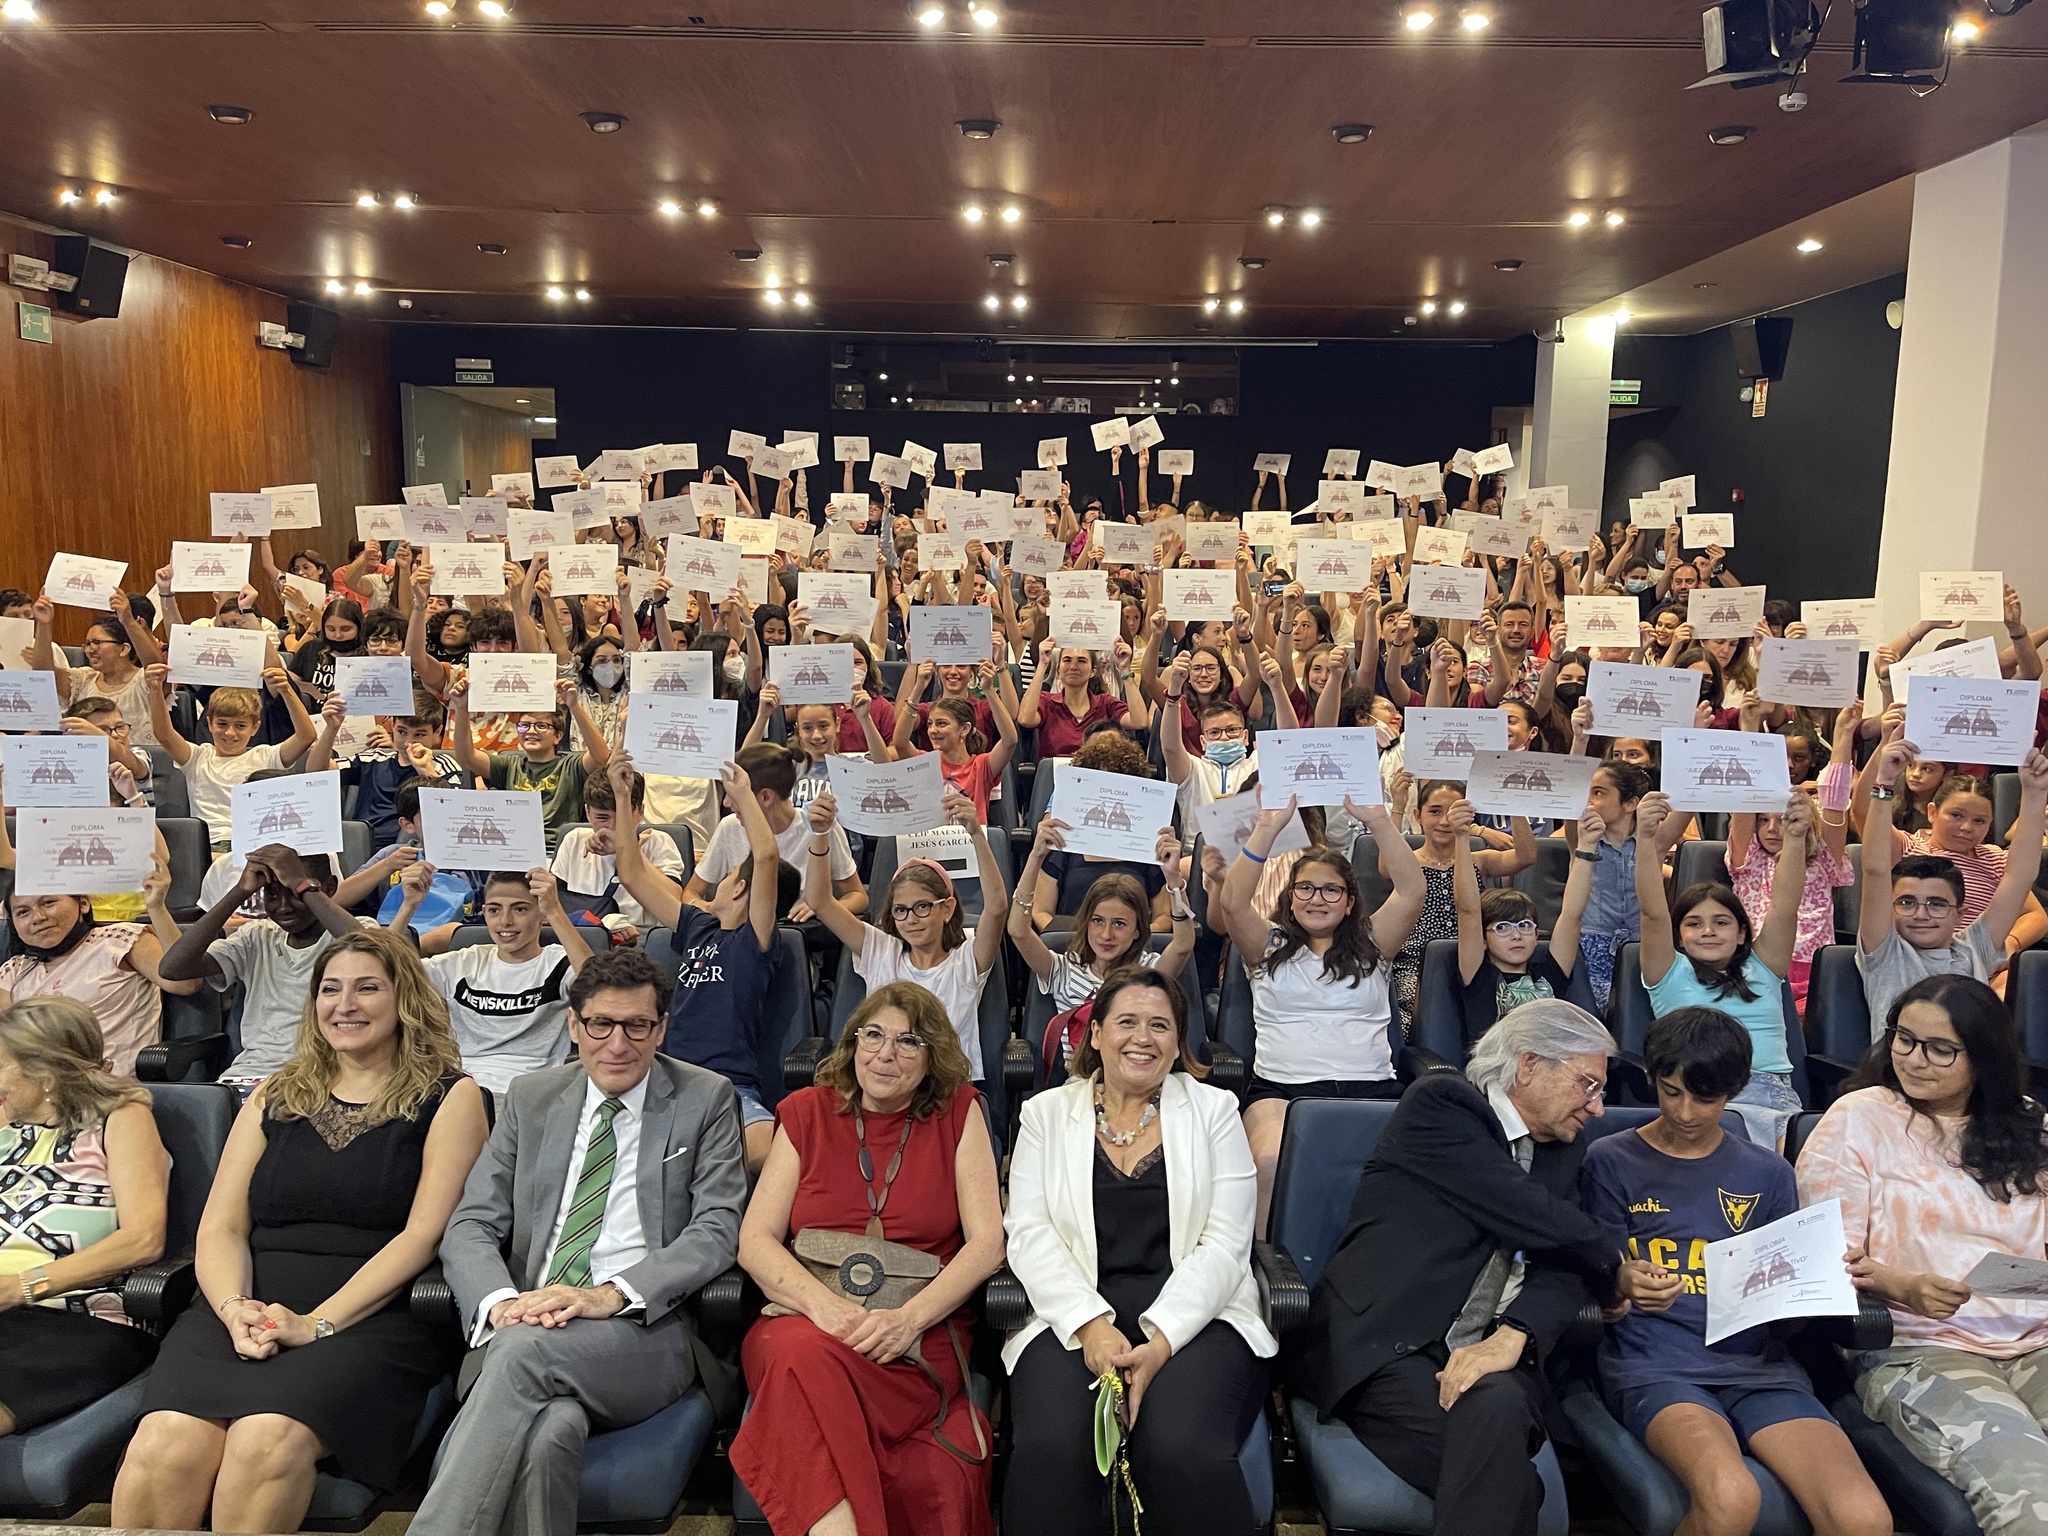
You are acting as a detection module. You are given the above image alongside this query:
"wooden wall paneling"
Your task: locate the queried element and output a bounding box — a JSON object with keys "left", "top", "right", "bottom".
{"left": 457, "top": 396, "right": 537, "bottom": 501}
{"left": 0, "top": 217, "right": 395, "bottom": 638}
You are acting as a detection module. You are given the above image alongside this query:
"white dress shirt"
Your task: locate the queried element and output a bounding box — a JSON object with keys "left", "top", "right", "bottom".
{"left": 471, "top": 1074, "right": 652, "bottom": 1343}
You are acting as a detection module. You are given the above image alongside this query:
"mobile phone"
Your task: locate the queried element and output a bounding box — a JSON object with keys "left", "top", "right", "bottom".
{"left": 1263, "top": 580, "right": 1288, "bottom": 596}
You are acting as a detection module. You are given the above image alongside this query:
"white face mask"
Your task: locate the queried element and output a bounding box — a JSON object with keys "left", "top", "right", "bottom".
{"left": 591, "top": 661, "right": 622, "bottom": 688}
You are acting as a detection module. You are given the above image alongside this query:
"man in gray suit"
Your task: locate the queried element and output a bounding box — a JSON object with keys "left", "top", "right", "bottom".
{"left": 411, "top": 947, "right": 748, "bottom": 1536}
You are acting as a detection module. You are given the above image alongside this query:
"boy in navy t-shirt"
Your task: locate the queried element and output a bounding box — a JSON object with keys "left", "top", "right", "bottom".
{"left": 607, "top": 749, "right": 797, "bottom": 1174}
{"left": 1579, "top": 1007, "right": 1890, "bottom": 1535}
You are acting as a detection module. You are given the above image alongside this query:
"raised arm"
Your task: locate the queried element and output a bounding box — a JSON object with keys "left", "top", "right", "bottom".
{"left": 1982, "top": 750, "right": 2048, "bottom": 948}
{"left": 1634, "top": 792, "right": 1678, "bottom": 984}
{"left": 1007, "top": 817, "right": 1067, "bottom": 982}
{"left": 1364, "top": 796, "right": 1428, "bottom": 955}
{"left": 800, "top": 791, "right": 871, "bottom": 951}
{"left": 405, "top": 562, "right": 450, "bottom": 695}
{"left": 1859, "top": 733, "right": 1910, "bottom": 955}
{"left": 1216, "top": 796, "right": 1290, "bottom": 960}
{"left": 141, "top": 664, "right": 193, "bottom": 765}
{"left": 955, "top": 790, "right": 1009, "bottom": 975}
{"left": 980, "top": 661, "right": 1018, "bottom": 776}
{"left": 1453, "top": 821, "right": 1485, "bottom": 985}
{"left": 446, "top": 668, "right": 488, "bottom": 780}
{"left": 1547, "top": 807, "right": 1601, "bottom": 971}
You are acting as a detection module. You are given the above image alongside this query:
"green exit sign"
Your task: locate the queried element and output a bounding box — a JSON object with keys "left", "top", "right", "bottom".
{"left": 1610, "top": 390, "right": 1640, "bottom": 405}
{"left": 18, "top": 301, "right": 52, "bottom": 344}
{"left": 455, "top": 369, "right": 494, "bottom": 384}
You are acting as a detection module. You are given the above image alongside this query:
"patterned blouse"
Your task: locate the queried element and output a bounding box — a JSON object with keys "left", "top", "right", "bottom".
{"left": 0, "top": 1119, "right": 136, "bottom": 1325}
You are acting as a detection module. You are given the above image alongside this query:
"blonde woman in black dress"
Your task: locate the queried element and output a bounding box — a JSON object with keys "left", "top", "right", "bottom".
{"left": 113, "top": 929, "right": 487, "bottom": 1534}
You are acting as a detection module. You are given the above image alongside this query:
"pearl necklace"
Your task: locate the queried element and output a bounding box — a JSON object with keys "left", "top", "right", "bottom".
{"left": 1094, "top": 1083, "right": 1161, "bottom": 1148}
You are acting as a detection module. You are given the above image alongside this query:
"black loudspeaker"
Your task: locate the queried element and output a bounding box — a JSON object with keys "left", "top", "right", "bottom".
{"left": 287, "top": 302, "right": 341, "bottom": 369}
{"left": 50, "top": 236, "right": 129, "bottom": 318}
{"left": 1732, "top": 316, "right": 1794, "bottom": 381}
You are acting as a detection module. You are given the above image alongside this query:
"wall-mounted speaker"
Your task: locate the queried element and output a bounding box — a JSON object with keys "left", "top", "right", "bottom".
{"left": 1732, "top": 316, "right": 1793, "bottom": 380}
{"left": 49, "top": 236, "right": 130, "bottom": 318}
{"left": 286, "top": 302, "right": 341, "bottom": 369}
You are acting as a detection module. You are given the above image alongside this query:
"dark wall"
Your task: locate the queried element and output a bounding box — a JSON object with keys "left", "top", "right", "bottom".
{"left": 1604, "top": 273, "right": 1906, "bottom": 604}
{"left": 388, "top": 327, "right": 1535, "bottom": 514}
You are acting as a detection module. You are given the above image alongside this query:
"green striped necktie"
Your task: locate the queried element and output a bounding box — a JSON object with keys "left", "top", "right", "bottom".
{"left": 545, "top": 1097, "right": 625, "bottom": 1288}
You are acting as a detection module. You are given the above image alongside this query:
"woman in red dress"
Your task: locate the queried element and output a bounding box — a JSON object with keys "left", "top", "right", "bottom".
{"left": 732, "top": 981, "right": 1006, "bottom": 1536}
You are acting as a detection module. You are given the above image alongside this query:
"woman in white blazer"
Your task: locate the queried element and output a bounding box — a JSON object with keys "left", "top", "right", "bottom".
{"left": 1003, "top": 966, "right": 1277, "bottom": 1535}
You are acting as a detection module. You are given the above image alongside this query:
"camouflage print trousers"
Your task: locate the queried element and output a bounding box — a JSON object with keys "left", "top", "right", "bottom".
{"left": 1859, "top": 1346, "right": 2048, "bottom": 1534}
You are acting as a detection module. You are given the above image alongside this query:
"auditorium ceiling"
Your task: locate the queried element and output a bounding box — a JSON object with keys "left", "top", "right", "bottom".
{"left": 2, "top": 0, "right": 2045, "bottom": 339}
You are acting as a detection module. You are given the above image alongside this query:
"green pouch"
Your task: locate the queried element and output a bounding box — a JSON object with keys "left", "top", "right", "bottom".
{"left": 1093, "top": 1369, "right": 1144, "bottom": 1533}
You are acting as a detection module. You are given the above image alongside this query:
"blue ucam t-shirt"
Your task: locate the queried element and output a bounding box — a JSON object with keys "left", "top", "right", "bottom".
{"left": 1577, "top": 1126, "right": 1812, "bottom": 1396}
{"left": 659, "top": 908, "right": 779, "bottom": 1093}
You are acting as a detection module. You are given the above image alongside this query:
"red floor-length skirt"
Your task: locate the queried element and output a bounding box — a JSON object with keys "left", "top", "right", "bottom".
{"left": 731, "top": 1313, "right": 994, "bottom": 1536}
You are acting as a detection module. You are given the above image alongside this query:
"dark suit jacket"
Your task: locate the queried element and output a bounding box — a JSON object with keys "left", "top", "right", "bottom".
{"left": 1296, "top": 1072, "right": 1619, "bottom": 1415}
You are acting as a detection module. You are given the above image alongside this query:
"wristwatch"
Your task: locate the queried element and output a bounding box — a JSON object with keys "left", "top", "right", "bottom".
{"left": 1572, "top": 849, "right": 1601, "bottom": 863}
{"left": 312, "top": 1316, "right": 336, "bottom": 1340}
{"left": 289, "top": 878, "right": 317, "bottom": 897}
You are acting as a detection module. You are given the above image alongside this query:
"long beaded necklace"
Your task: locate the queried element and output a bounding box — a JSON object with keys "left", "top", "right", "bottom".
{"left": 1093, "top": 1082, "right": 1161, "bottom": 1148}
{"left": 852, "top": 1103, "right": 915, "bottom": 1240}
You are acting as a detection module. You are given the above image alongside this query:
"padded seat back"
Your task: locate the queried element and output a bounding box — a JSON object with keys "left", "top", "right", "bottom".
{"left": 827, "top": 942, "right": 1015, "bottom": 1135}
{"left": 1267, "top": 1098, "right": 1401, "bottom": 1291}
{"left": 142, "top": 745, "right": 189, "bottom": 819}
{"left": 339, "top": 820, "right": 375, "bottom": 878}
{"left": 1833, "top": 845, "right": 1863, "bottom": 942}
{"left": 149, "top": 1082, "right": 240, "bottom": 1253}
{"left": 2010, "top": 951, "right": 2048, "bottom": 1071}
{"left": 157, "top": 817, "right": 211, "bottom": 914}
{"left": 864, "top": 823, "right": 1012, "bottom": 930}
{"left": 1509, "top": 837, "right": 1571, "bottom": 934}
{"left": 1672, "top": 839, "right": 1730, "bottom": 894}
{"left": 1613, "top": 941, "right": 1808, "bottom": 1106}
{"left": 1806, "top": 945, "right": 1874, "bottom": 1058}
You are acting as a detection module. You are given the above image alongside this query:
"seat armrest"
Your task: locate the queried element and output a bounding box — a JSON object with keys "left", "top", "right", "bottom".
{"left": 1563, "top": 1297, "right": 1606, "bottom": 1349}
{"left": 783, "top": 1034, "right": 828, "bottom": 1092}
{"left": 123, "top": 1256, "right": 196, "bottom": 1328}
{"left": 136, "top": 1031, "right": 230, "bottom": 1083}
{"left": 1254, "top": 1241, "right": 1311, "bottom": 1337}
{"left": 1002, "top": 1034, "right": 1036, "bottom": 1099}
{"left": 982, "top": 1267, "right": 1030, "bottom": 1332}
{"left": 1397, "top": 1044, "right": 1455, "bottom": 1083}
{"left": 1206, "top": 1041, "right": 1246, "bottom": 1097}
{"left": 1805, "top": 1054, "right": 1859, "bottom": 1109}
{"left": 697, "top": 1263, "right": 755, "bottom": 1330}
{"left": 1812, "top": 1297, "right": 1894, "bottom": 1354}
{"left": 409, "top": 1265, "right": 461, "bottom": 1329}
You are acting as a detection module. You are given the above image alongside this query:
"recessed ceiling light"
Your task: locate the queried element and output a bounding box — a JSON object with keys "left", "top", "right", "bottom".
{"left": 398, "top": 297, "right": 414, "bottom": 309}
{"left": 514, "top": 397, "right": 531, "bottom": 404}
{"left": 1706, "top": 124, "right": 1753, "bottom": 146}
{"left": 987, "top": 252, "right": 1014, "bottom": 268}
{"left": 478, "top": 242, "right": 508, "bottom": 255}
{"left": 1263, "top": 205, "right": 1288, "bottom": 227}
{"left": 476, "top": 0, "right": 511, "bottom": 16}
{"left": 574, "top": 287, "right": 591, "bottom": 301}
{"left": 1225, "top": 297, "right": 1245, "bottom": 315}
{"left": 764, "top": 289, "right": 783, "bottom": 306}
{"left": 1299, "top": 209, "right": 1323, "bottom": 229}
{"left": 1025, "top": 373, "right": 1034, "bottom": 381}
{"left": 220, "top": 234, "right": 252, "bottom": 248}
{"left": 1951, "top": 17, "right": 1980, "bottom": 40}
{"left": 1421, "top": 299, "right": 1438, "bottom": 315}
{"left": 958, "top": 119, "right": 1000, "bottom": 139}
{"left": 2, "top": 0, "right": 37, "bottom": 17}
{"left": 1459, "top": 6, "right": 1490, "bottom": 31}
{"left": 1492, "top": 258, "right": 1523, "bottom": 270}
{"left": 793, "top": 291, "right": 812, "bottom": 308}
{"left": 208, "top": 104, "right": 255, "bottom": 125}
{"left": 325, "top": 278, "right": 345, "bottom": 294}
{"left": 999, "top": 204, "right": 1022, "bottom": 224}
{"left": 353, "top": 280, "right": 372, "bottom": 296}
{"left": 1239, "top": 256, "right": 1268, "bottom": 270}
{"left": 1007, "top": 372, "right": 1017, "bottom": 382}
{"left": 732, "top": 248, "right": 761, "bottom": 261}
{"left": 658, "top": 199, "right": 681, "bottom": 217}
{"left": 93, "top": 188, "right": 116, "bottom": 206}
{"left": 581, "top": 111, "right": 627, "bottom": 133}
{"left": 1797, "top": 237, "right": 1823, "bottom": 253}
{"left": 1693, "top": 281, "right": 1718, "bottom": 289}
{"left": 1605, "top": 210, "right": 1625, "bottom": 228}
{"left": 1567, "top": 210, "right": 1591, "bottom": 228}
{"left": 1331, "top": 122, "right": 1373, "bottom": 144}
{"left": 357, "top": 192, "right": 379, "bottom": 208}
{"left": 1448, "top": 299, "right": 1467, "bottom": 316}
{"left": 913, "top": 1, "right": 944, "bottom": 24}
{"left": 1202, "top": 297, "right": 1220, "bottom": 314}
{"left": 1402, "top": 5, "right": 1434, "bottom": 30}
{"left": 56, "top": 188, "right": 80, "bottom": 205}
{"left": 546, "top": 285, "right": 566, "bottom": 301}
{"left": 962, "top": 203, "right": 985, "bottom": 223}
{"left": 424, "top": 0, "right": 451, "bottom": 13}
{"left": 1011, "top": 294, "right": 1027, "bottom": 310}
{"left": 696, "top": 199, "right": 718, "bottom": 217}
{"left": 1612, "top": 308, "right": 1632, "bottom": 325}
{"left": 534, "top": 415, "right": 557, "bottom": 424}
{"left": 878, "top": 370, "right": 889, "bottom": 380}
{"left": 1169, "top": 374, "right": 1178, "bottom": 384}
{"left": 984, "top": 294, "right": 1001, "bottom": 311}
{"left": 968, "top": 2, "right": 998, "bottom": 27}
{"left": 392, "top": 192, "right": 417, "bottom": 210}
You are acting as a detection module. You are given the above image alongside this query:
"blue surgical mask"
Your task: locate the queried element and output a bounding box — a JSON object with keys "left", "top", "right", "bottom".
{"left": 1204, "top": 739, "right": 1247, "bottom": 766}
{"left": 1624, "top": 577, "right": 1651, "bottom": 593}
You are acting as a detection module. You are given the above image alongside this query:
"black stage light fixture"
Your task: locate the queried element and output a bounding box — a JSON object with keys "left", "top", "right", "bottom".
{"left": 1690, "top": 0, "right": 1824, "bottom": 89}
{"left": 1842, "top": 0, "right": 1955, "bottom": 84}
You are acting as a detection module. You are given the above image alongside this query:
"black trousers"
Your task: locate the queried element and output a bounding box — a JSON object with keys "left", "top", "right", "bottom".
{"left": 1005, "top": 1322, "right": 1267, "bottom": 1536}
{"left": 1331, "top": 1348, "right": 1549, "bottom": 1536}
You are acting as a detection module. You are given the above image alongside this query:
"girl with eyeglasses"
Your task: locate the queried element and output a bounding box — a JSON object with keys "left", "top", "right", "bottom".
{"left": 802, "top": 787, "right": 1008, "bottom": 1085}
{"left": 1452, "top": 805, "right": 1601, "bottom": 1051}
{"left": 1798, "top": 974, "right": 2048, "bottom": 1531}
{"left": 1215, "top": 791, "right": 1426, "bottom": 1235}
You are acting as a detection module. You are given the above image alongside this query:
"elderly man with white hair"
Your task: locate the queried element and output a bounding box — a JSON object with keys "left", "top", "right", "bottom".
{"left": 1294, "top": 1000, "right": 1651, "bottom": 1536}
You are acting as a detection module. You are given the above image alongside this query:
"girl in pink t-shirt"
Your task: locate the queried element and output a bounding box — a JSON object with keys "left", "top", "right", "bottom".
{"left": 921, "top": 695, "right": 1016, "bottom": 824}
{"left": 1729, "top": 798, "right": 1854, "bottom": 1010}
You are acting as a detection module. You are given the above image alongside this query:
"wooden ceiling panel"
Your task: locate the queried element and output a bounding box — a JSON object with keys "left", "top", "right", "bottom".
{"left": 1, "top": 2, "right": 2045, "bottom": 337}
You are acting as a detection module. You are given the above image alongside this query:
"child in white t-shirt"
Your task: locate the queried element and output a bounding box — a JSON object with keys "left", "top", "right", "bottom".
{"left": 549, "top": 767, "right": 685, "bottom": 944}
{"left": 144, "top": 663, "right": 316, "bottom": 849}
{"left": 397, "top": 866, "right": 594, "bottom": 1096}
